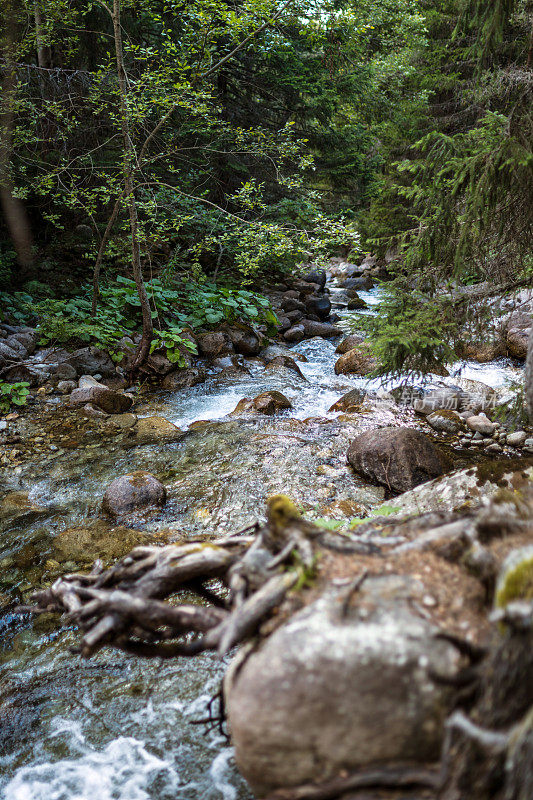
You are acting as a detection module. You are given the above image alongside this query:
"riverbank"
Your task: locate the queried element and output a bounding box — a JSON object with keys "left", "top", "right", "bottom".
{"left": 0, "top": 263, "right": 532, "bottom": 799}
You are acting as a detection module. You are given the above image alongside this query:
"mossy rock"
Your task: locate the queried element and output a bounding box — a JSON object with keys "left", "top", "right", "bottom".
{"left": 495, "top": 545, "right": 533, "bottom": 608}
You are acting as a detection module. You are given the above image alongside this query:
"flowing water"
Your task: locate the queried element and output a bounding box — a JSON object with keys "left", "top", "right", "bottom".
{"left": 0, "top": 279, "right": 524, "bottom": 799}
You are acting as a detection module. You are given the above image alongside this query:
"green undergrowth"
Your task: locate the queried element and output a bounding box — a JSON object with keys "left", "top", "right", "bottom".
{"left": 2, "top": 278, "right": 277, "bottom": 364}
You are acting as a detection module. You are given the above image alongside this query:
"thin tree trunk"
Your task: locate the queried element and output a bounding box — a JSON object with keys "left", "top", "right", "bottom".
{"left": 525, "top": 321, "right": 533, "bottom": 424}
{"left": 91, "top": 193, "right": 123, "bottom": 315}
{"left": 111, "top": 0, "right": 153, "bottom": 369}
{"left": 1, "top": 1, "right": 33, "bottom": 271}
{"left": 34, "top": 2, "right": 52, "bottom": 69}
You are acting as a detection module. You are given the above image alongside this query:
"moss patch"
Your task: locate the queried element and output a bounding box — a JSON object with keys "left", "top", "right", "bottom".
{"left": 496, "top": 546, "right": 533, "bottom": 607}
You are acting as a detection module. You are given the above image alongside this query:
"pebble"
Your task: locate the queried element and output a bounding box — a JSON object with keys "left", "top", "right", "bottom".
{"left": 506, "top": 431, "right": 527, "bottom": 447}
{"left": 485, "top": 443, "right": 502, "bottom": 453}
{"left": 0, "top": 420, "right": 7, "bottom": 431}
{"left": 422, "top": 594, "right": 437, "bottom": 607}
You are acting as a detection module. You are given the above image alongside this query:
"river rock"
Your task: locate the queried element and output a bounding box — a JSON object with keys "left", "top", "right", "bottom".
{"left": 54, "top": 520, "right": 147, "bottom": 564}
{"left": 196, "top": 332, "right": 233, "bottom": 358}
{"left": 328, "top": 388, "right": 366, "bottom": 412}
{"left": 304, "top": 294, "right": 331, "bottom": 320}
{"left": 301, "top": 320, "right": 341, "bottom": 338}
{"left": 507, "top": 327, "right": 530, "bottom": 360}
{"left": 283, "top": 325, "right": 305, "bottom": 343}
{"left": 4, "top": 335, "right": 28, "bottom": 358}
{"left": 260, "top": 345, "right": 307, "bottom": 363}
{"left": 102, "top": 471, "right": 166, "bottom": 517}
{"left": 375, "top": 462, "right": 533, "bottom": 516}
{"left": 301, "top": 268, "right": 326, "bottom": 289}
{"left": 226, "top": 327, "right": 261, "bottom": 356}
{"left": 133, "top": 416, "right": 183, "bottom": 443}
{"left": 347, "top": 427, "right": 448, "bottom": 493}
{"left": 335, "top": 334, "right": 365, "bottom": 354}
{"left": 0, "top": 491, "right": 48, "bottom": 523}
{"left": 57, "top": 380, "right": 77, "bottom": 394}
{"left": 107, "top": 412, "right": 138, "bottom": 429}
{"left": 335, "top": 344, "right": 377, "bottom": 376}
{"left": 161, "top": 366, "right": 205, "bottom": 390}
{"left": 281, "top": 296, "right": 306, "bottom": 313}
{"left": 78, "top": 374, "right": 105, "bottom": 388}
{"left": 426, "top": 410, "right": 466, "bottom": 434}
{"left": 69, "top": 386, "right": 133, "bottom": 414}
{"left": 466, "top": 413, "right": 495, "bottom": 436}
{"left": 64, "top": 346, "right": 116, "bottom": 377}
{"left": 264, "top": 356, "right": 306, "bottom": 379}
{"left": 225, "top": 578, "right": 458, "bottom": 796}
{"left": 457, "top": 341, "right": 504, "bottom": 363}
{"left": 342, "top": 275, "right": 374, "bottom": 291}
{"left": 11, "top": 331, "right": 37, "bottom": 355}
{"left": 506, "top": 431, "right": 527, "bottom": 447}
{"left": 347, "top": 294, "right": 368, "bottom": 310}
{"left": 230, "top": 391, "right": 292, "bottom": 416}
{"left": 0, "top": 341, "right": 19, "bottom": 366}
{"left": 2, "top": 364, "right": 50, "bottom": 387}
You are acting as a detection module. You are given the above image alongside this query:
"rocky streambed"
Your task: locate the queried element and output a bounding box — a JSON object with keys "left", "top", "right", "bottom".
{"left": 0, "top": 268, "right": 532, "bottom": 800}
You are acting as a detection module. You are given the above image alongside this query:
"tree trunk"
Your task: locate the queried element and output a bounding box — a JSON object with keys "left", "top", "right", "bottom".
{"left": 111, "top": 0, "right": 153, "bottom": 370}
{"left": 525, "top": 322, "right": 533, "bottom": 424}
{"left": 1, "top": 1, "right": 33, "bottom": 271}
{"left": 34, "top": 2, "right": 52, "bottom": 69}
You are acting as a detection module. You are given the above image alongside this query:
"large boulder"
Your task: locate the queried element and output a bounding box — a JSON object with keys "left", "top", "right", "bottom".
{"left": 226, "top": 327, "right": 262, "bottom": 356}
{"left": 304, "top": 294, "right": 331, "bottom": 320}
{"left": 507, "top": 327, "right": 530, "bottom": 360}
{"left": 102, "top": 471, "right": 166, "bottom": 517}
{"left": 230, "top": 391, "right": 292, "bottom": 416}
{"left": 69, "top": 386, "right": 133, "bottom": 414}
{"left": 225, "top": 578, "right": 458, "bottom": 797}
{"left": 335, "top": 344, "right": 377, "bottom": 375}
{"left": 347, "top": 427, "right": 449, "bottom": 493}
{"left": 161, "top": 367, "right": 205, "bottom": 390}
{"left": 196, "top": 332, "right": 233, "bottom": 358}
{"left": 63, "top": 346, "right": 116, "bottom": 377}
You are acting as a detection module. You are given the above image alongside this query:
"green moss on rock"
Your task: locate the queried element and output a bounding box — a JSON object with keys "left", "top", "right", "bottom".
{"left": 495, "top": 545, "right": 533, "bottom": 608}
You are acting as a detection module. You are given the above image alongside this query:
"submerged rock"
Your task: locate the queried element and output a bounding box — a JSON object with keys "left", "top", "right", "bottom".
{"left": 102, "top": 471, "right": 166, "bottom": 517}
{"left": 230, "top": 391, "right": 293, "bottom": 416}
{"left": 347, "top": 427, "right": 449, "bottom": 493}
{"left": 54, "top": 520, "right": 147, "bottom": 564}
{"left": 133, "top": 416, "right": 183, "bottom": 443}
{"left": 225, "top": 578, "right": 458, "bottom": 797}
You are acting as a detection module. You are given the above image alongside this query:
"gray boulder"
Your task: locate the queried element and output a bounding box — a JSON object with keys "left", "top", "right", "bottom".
{"left": 64, "top": 346, "right": 116, "bottom": 377}
{"left": 347, "top": 427, "right": 449, "bottom": 493}
{"left": 225, "top": 578, "right": 458, "bottom": 797}
{"left": 102, "top": 471, "right": 166, "bottom": 517}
